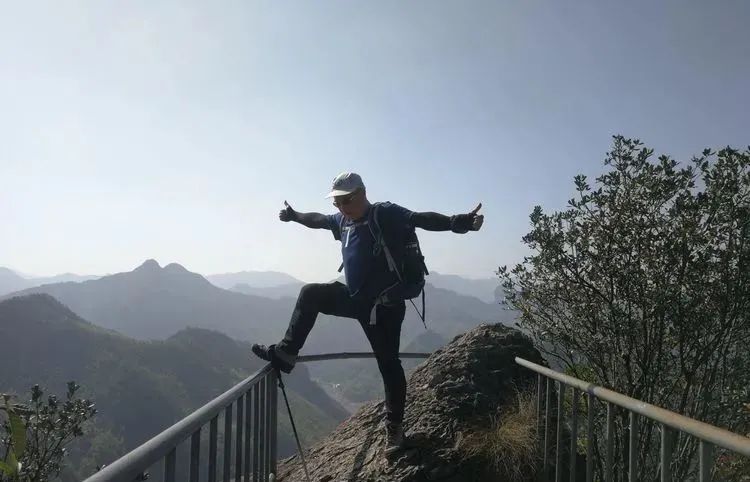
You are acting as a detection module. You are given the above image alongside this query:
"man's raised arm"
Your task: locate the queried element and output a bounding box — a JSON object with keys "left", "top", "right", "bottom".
{"left": 410, "top": 203, "right": 484, "bottom": 233}
{"left": 279, "top": 201, "right": 330, "bottom": 229}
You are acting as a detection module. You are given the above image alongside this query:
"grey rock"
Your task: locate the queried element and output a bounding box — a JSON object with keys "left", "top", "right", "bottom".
{"left": 276, "top": 323, "right": 545, "bottom": 482}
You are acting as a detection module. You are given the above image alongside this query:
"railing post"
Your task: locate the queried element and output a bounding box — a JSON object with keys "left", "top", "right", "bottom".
{"left": 263, "top": 372, "right": 273, "bottom": 482}
{"left": 544, "top": 377, "right": 552, "bottom": 481}
{"left": 190, "top": 428, "right": 201, "bottom": 482}
{"left": 164, "top": 447, "right": 176, "bottom": 482}
{"left": 555, "top": 381, "right": 565, "bottom": 482}
{"left": 223, "top": 404, "right": 233, "bottom": 482}
{"left": 253, "top": 383, "right": 261, "bottom": 482}
{"left": 605, "top": 402, "right": 614, "bottom": 482}
{"left": 660, "top": 425, "right": 675, "bottom": 482}
{"left": 209, "top": 415, "right": 218, "bottom": 482}
{"left": 699, "top": 440, "right": 714, "bottom": 482}
{"left": 570, "top": 388, "right": 579, "bottom": 482}
{"left": 236, "top": 394, "right": 244, "bottom": 480}
{"left": 586, "top": 392, "right": 594, "bottom": 482}
{"left": 537, "top": 373, "right": 543, "bottom": 437}
{"left": 245, "top": 388, "right": 253, "bottom": 481}
{"left": 629, "top": 412, "right": 638, "bottom": 482}
{"left": 270, "top": 369, "right": 278, "bottom": 478}
{"left": 259, "top": 376, "right": 267, "bottom": 480}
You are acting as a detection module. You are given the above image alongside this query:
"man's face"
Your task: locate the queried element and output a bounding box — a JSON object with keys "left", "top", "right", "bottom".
{"left": 333, "top": 189, "right": 367, "bottom": 220}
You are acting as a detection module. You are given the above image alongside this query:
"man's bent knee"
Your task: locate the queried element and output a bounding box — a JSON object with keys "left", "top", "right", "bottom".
{"left": 297, "top": 283, "right": 328, "bottom": 308}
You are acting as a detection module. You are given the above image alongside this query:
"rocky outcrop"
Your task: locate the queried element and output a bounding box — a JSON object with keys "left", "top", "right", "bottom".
{"left": 277, "top": 323, "right": 546, "bottom": 482}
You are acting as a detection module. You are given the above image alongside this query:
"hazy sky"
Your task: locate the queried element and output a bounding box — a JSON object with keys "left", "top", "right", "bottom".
{"left": 2, "top": 1, "right": 748, "bottom": 281}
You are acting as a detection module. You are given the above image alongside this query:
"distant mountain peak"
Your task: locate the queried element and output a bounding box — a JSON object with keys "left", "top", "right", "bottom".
{"left": 164, "top": 263, "right": 188, "bottom": 273}
{"left": 135, "top": 259, "right": 161, "bottom": 271}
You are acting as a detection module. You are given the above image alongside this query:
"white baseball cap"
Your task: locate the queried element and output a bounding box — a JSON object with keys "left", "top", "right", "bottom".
{"left": 325, "top": 172, "right": 365, "bottom": 198}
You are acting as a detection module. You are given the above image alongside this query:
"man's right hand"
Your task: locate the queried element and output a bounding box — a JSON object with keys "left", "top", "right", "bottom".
{"left": 279, "top": 201, "right": 297, "bottom": 222}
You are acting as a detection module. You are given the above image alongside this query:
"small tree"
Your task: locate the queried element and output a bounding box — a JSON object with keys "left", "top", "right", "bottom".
{"left": 1, "top": 382, "right": 96, "bottom": 482}
{"left": 499, "top": 137, "right": 750, "bottom": 481}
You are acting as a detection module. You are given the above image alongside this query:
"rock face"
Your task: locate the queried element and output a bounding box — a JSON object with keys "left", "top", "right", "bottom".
{"left": 277, "top": 323, "right": 546, "bottom": 482}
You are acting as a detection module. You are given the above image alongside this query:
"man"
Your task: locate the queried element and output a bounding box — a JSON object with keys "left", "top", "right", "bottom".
{"left": 252, "top": 172, "right": 484, "bottom": 456}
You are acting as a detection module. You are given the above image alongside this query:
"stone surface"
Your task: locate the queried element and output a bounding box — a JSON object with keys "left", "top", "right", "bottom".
{"left": 276, "top": 323, "right": 545, "bottom": 482}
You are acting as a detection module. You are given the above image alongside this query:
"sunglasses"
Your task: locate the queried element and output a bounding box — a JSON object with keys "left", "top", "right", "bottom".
{"left": 332, "top": 191, "right": 360, "bottom": 208}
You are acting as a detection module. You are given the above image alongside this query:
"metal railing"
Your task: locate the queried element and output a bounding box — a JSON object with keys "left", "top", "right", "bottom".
{"left": 83, "top": 352, "right": 430, "bottom": 482}
{"left": 516, "top": 357, "right": 750, "bottom": 482}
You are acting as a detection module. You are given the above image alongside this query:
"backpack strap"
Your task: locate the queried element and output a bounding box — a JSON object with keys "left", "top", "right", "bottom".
{"left": 419, "top": 288, "right": 426, "bottom": 328}
{"left": 337, "top": 214, "right": 347, "bottom": 272}
{"left": 368, "top": 203, "right": 400, "bottom": 276}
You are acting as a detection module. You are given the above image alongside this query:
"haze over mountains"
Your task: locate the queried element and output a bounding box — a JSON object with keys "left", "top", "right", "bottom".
{"left": 0, "top": 267, "right": 98, "bottom": 297}
{"left": 206, "top": 271, "right": 303, "bottom": 290}
{"left": 2, "top": 264, "right": 502, "bottom": 303}
{"left": 2, "top": 260, "right": 509, "bottom": 351}
{"left": 207, "top": 269, "right": 502, "bottom": 303}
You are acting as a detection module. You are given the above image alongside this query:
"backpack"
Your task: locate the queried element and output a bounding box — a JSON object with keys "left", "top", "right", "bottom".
{"left": 338, "top": 202, "right": 429, "bottom": 327}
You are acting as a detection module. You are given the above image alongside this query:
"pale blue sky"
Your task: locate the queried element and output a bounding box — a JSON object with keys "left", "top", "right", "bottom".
{"left": 1, "top": 1, "right": 748, "bottom": 281}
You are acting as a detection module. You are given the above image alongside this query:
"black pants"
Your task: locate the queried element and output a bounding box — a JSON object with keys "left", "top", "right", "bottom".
{"left": 277, "top": 281, "right": 407, "bottom": 424}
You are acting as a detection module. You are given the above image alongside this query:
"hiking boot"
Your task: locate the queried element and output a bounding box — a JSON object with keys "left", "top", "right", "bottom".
{"left": 384, "top": 421, "right": 405, "bottom": 456}
{"left": 251, "top": 344, "right": 295, "bottom": 374}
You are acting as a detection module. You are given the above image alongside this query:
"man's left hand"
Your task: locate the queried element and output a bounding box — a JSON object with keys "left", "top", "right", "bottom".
{"left": 451, "top": 203, "right": 484, "bottom": 233}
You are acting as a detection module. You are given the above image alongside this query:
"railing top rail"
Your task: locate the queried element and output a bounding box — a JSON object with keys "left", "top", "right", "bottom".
{"left": 83, "top": 352, "right": 432, "bottom": 482}
{"left": 516, "top": 357, "right": 750, "bottom": 457}
{"left": 297, "top": 352, "right": 431, "bottom": 362}
{"left": 85, "top": 364, "right": 273, "bottom": 482}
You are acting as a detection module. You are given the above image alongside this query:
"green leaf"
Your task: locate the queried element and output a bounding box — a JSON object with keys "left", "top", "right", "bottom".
{"left": 9, "top": 409, "right": 27, "bottom": 457}
{"left": 0, "top": 459, "right": 14, "bottom": 475}
{"left": 5, "top": 450, "right": 19, "bottom": 475}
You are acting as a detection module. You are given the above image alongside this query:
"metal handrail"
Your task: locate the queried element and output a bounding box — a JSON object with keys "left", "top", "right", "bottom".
{"left": 516, "top": 357, "right": 750, "bottom": 457}
{"left": 82, "top": 351, "right": 750, "bottom": 481}
{"left": 515, "top": 356, "right": 750, "bottom": 482}
{"left": 83, "top": 352, "right": 430, "bottom": 482}
{"left": 85, "top": 365, "right": 275, "bottom": 482}
{"left": 297, "top": 352, "right": 431, "bottom": 363}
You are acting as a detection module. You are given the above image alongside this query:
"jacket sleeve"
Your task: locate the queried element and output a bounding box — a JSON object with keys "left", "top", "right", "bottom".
{"left": 409, "top": 211, "right": 453, "bottom": 231}
{"left": 293, "top": 212, "right": 332, "bottom": 230}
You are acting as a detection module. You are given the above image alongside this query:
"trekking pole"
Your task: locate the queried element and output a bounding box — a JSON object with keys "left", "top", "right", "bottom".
{"left": 276, "top": 370, "right": 312, "bottom": 482}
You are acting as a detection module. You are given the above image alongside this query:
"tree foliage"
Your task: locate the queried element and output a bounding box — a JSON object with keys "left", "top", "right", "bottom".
{"left": 499, "top": 136, "right": 750, "bottom": 480}
{"left": 1, "top": 383, "right": 96, "bottom": 482}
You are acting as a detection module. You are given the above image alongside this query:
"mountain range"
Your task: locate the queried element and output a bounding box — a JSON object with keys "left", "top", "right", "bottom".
{"left": 3, "top": 260, "right": 292, "bottom": 342}
{"left": 0, "top": 258, "right": 516, "bottom": 480}
{"left": 1, "top": 264, "right": 503, "bottom": 305}
{"left": 3, "top": 261, "right": 511, "bottom": 352}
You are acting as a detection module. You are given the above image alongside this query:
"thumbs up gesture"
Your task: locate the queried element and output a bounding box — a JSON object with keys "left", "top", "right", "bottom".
{"left": 469, "top": 203, "right": 484, "bottom": 231}
{"left": 279, "top": 201, "right": 296, "bottom": 222}
{"left": 451, "top": 203, "right": 484, "bottom": 233}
